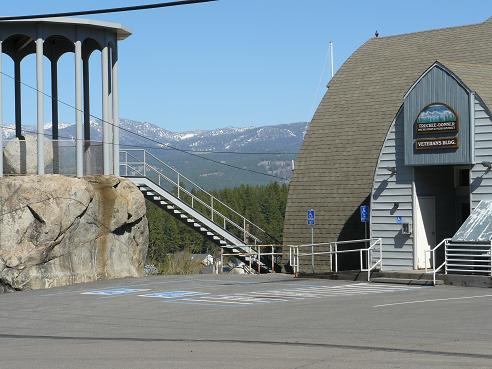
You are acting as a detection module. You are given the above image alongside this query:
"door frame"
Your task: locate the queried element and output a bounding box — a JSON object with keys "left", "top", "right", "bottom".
{"left": 413, "top": 191, "right": 436, "bottom": 270}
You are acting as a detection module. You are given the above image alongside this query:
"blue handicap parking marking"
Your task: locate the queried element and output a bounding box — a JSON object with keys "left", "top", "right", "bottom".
{"left": 139, "top": 291, "right": 207, "bottom": 299}
{"left": 81, "top": 288, "right": 150, "bottom": 296}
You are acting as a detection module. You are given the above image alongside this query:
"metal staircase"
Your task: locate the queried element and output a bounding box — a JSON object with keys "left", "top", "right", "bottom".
{"left": 119, "top": 149, "right": 278, "bottom": 273}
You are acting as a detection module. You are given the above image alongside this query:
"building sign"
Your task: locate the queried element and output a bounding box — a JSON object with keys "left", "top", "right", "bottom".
{"left": 416, "top": 137, "right": 458, "bottom": 150}
{"left": 415, "top": 104, "right": 458, "bottom": 134}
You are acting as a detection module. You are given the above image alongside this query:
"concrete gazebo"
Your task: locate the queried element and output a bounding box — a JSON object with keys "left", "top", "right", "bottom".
{"left": 0, "top": 17, "right": 131, "bottom": 177}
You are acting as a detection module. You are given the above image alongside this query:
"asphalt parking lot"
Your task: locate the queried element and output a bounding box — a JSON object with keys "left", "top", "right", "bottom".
{"left": 1, "top": 274, "right": 492, "bottom": 369}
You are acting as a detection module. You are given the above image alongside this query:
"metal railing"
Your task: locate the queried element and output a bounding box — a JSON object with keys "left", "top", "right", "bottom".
{"left": 424, "top": 238, "right": 449, "bottom": 286}
{"left": 289, "top": 238, "right": 383, "bottom": 281}
{"left": 120, "top": 149, "right": 273, "bottom": 245}
{"left": 220, "top": 244, "right": 285, "bottom": 274}
{"left": 445, "top": 240, "right": 492, "bottom": 276}
{"left": 2, "top": 138, "right": 104, "bottom": 176}
{"left": 425, "top": 238, "right": 492, "bottom": 285}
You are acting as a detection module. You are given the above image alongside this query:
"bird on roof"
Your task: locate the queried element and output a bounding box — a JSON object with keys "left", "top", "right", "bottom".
{"left": 375, "top": 30, "right": 379, "bottom": 38}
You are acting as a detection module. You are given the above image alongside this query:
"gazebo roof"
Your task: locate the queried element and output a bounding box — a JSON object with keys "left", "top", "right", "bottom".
{"left": 0, "top": 17, "right": 132, "bottom": 40}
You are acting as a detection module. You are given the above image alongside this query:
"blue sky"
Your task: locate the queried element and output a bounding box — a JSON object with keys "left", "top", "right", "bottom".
{"left": 3, "top": 0, "right": 492, "bottom": 131}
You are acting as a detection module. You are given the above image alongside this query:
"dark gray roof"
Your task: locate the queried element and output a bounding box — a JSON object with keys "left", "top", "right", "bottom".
{"left": 284, "top": 17, "right": 492, "bottom": 245}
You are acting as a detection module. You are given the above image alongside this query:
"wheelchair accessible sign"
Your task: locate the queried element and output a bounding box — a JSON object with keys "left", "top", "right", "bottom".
{"left": 307, "top": 209, "right": 315, "bottom": 225}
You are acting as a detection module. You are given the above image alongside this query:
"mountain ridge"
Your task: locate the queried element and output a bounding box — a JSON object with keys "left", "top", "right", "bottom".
{"left": 2, "top": 119, "right": 308, "bottom": 189}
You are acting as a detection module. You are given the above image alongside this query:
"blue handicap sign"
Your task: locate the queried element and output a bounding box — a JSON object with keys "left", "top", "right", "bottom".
{"left": 360, "top": 205, "right": 368, "bottom": 223}
{"left": 140, "top": 291, "right": 207, "bottom": 299}
{"left": 396, "top": 216, "right": 403, "bottom": 224}
{"left": 307, "top": 209, "right": 315, "bottom": 225}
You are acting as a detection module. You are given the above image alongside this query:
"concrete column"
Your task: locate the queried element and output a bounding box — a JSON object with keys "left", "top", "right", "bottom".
{"left": 51, "top": 59, "right": 59, "bottom": 174}
{"left": 0, "top": 41, "right": 3, "bottom": 177}
{"left": 83, "top": 56, "right": 91, "bottom": 141}
{"left": 101, "top": 45, "right": 110, "bottom": 175}
{"left": 14, "top": 58, "right": 21, "bottom": 138}
{"left": 50, "top": 60, "right": 58, "bottom": 139}
{"left": 36, "top": 38, "right": 44, "bottom": 175}
{"left": 82, "top": 55, "right": 91, "bottom": 175}
{"left": 107, "top": 49, "right": 113, "bottom": 171}
{"left": 75, "top": 40, "right": 83, "bottom": 177}
{"left": 112, "top": 46, "right": 120, "bottom": 176}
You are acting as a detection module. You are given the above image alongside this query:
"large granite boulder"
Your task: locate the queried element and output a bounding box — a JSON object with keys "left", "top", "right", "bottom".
{"left": 3, "top": 135, "right": 53, "bottom": 174}
{"left": 0, "top": 175, "right": 148, "bottom": 292}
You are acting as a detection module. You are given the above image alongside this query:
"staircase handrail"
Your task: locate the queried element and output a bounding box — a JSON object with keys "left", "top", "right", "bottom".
{"left": 122, "top": 159, "right": 260, "bottom": 243}
{"left": 120, "top": 149, "right": 269, "bottom": 244}
{"left": 424, "top": 238, "right": 450, "bottom": 286}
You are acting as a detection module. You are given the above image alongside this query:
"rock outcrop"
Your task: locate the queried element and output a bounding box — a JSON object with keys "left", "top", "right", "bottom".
{"left": 0, "top": 175, "right": 148, "bottom": 292}
{"left": 3, "top": 135, "right": 54, "bottom": 174}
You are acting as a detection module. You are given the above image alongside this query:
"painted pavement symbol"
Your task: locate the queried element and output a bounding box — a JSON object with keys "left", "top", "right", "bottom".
{"left": 81, "top": 288, "right": 150, "bottom": 296}
{"left": 139, "top": 291, "right": 208, "bottom": 299}
{"left": 160, "top": 283, "right": 423, "bottom": 306}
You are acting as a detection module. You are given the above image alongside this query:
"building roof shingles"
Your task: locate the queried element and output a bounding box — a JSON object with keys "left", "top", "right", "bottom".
{"left": 284, "top": 17, "right": 492, "bottom": 245}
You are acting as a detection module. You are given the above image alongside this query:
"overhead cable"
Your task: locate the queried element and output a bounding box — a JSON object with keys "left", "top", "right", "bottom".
{"left": 0, "top": 0, "right": 217, "bottom": 21}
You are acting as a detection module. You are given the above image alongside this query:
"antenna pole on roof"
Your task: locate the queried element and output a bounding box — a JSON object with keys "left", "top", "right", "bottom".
{"left": 330, "top": 41, "right": 334, "bottom": 79}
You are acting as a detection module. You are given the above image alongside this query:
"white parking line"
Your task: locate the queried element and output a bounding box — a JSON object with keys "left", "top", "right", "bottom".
{"left": 374, "top": 294, "right": 492, "bottom": 307}
{"left": 161, "top": 283, "right": 422, "bottom": 306}
{"left": 180, "top": 298, "right": 254, "bottom": 305}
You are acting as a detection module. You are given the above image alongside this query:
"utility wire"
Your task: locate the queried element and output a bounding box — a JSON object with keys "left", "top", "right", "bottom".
{"left": 1, "top": 125, "right": 289, "bottom": 180}
{"left": 1, "top": 125, "right": 298, "bottom": 155}
{"left": 0, "top": 0, "right": 217, "bottom": 21}
{"left": 0, "top": 72, "right": 290, "bottom": 181}
{"left": 309, "top": 40, "right": 331, "bottom": 119}
{"left": 1, "top": 124, "right": 298, "bottom": 154}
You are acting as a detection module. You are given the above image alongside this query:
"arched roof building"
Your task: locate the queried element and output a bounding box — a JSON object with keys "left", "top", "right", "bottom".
{"left": 284, "top": 17, "right": 492, "bottom": 272}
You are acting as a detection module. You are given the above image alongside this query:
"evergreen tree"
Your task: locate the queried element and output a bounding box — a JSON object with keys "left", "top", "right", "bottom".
{"left": 145, "top": 182, "right": 289, "bottom": 264}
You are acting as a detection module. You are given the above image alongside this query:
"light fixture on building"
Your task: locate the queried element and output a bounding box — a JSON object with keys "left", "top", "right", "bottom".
{"left": 385, "top": 167, "right": 397, "bottom": 175}
{"left": 481, "top": 161, "right": 492, "bottom": 169}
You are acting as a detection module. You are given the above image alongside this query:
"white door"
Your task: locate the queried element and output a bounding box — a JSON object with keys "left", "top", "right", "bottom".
{"left": 415, "top": 196, "right": 436, "bottom": 269}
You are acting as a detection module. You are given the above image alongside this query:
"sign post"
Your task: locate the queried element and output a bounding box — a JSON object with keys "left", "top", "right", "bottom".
{"left": 307, "top": 209, "right": 315, "bottom": 273}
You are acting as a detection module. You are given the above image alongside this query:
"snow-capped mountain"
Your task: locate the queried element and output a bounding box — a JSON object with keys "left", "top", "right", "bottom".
{"left": 2, "top": 119, "right": 308, "bottom": 188}
{"left": 117, "top": 118, "right": 307, "bottom": 153}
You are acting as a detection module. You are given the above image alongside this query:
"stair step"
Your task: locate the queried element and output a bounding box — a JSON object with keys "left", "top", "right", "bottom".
{"left": 173, "top": 210, "right": 182, "bottom": 214}
{"left": 199, "top": 227, "right": 207, "bottom": 232}
{"left": 166, "top": 205, "right": 174, "bottom": 210}
{"left": 371, "top": 277, "right": 442, "bottom": 286}
{"left": 186, "top": 219, "right": 195, "bottom": 223}
{"left": 206, "top": 232, "right": 214, "bottom": 236}
{"left": 179, "top": 214, "right": 187, "bottom": 219}
{"left": 219, "top": 240, "right": 227, "bottom": 245}
{"left": 212, "top": 236, "right": 220, "bottom": 241}
{"left": 159, "top": 201, "right": 168, "bottom": 205}
{"left": 193, "top": 223, "right": 201, "bottom": 228}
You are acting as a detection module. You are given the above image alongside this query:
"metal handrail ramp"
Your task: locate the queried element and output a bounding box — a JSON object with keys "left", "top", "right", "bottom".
{"left": 425, "top": 201, "right": 492, "bottom": 280}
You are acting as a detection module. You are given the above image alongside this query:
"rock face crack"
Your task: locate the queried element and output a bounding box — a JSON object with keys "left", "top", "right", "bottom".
{"left": 0, "top": 175, "right": 149, "bottom": 293}
{"left": 112, "top": 217, "right": 143, "bottom": 236}
{"left": 26, "top": 205, "right": 45, "bottom": 224}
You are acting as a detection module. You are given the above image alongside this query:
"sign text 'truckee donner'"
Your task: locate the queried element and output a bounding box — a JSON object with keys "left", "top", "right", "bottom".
{"left": 415, "top": 137, "right": 458, "bottom": 150}
{"left": 416, "top": 120, "right": 457, "bottom": 133}
{"left": 415, "top": 103, "right": 458, "bottom": 134}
